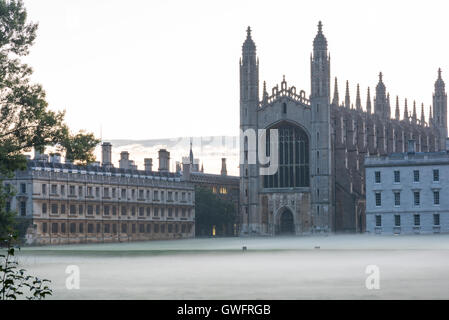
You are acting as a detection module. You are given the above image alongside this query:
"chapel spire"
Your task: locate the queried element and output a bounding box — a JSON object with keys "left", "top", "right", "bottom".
{"left": 345, "top": 80, "right": 350, "bottom": 108}
{"left": 356, "top": 84, "right": 362, "bottom": 110}
{"left": 332, "top": 77, "right": 339, "bottom": 106}
{"left": 421, "top": 103, "right": 425, "bottom": 126}
{"left": 366, "top": 87, "right": 372, "bottom": 115}
{"left": 403, "top": 99, "right": 409, "bottom": 122}
{"left": 395, "top": 96, "right": 400, "bottom": 120}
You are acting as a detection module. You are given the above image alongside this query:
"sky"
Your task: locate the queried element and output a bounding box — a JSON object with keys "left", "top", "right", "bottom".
{"left": 22, "top": 0, "right": 449, "bottom": 142}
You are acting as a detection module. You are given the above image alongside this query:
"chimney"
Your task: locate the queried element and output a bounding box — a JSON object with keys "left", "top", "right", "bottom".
{"left": 50, "top": 153, "right": 61, "bottom": 164}
{"left": 119, "top": 151, "right": 130, "bottom": 169}
{"left": 407, "top": 139, "right": 416, "bottom": 154}
{"left": 182, "top": 158, "right": 191, "bottom": 181}
{"left": 158, "top": 149, "right": 170, "bottom": 172}
{"left": 101, "top": 142, "right": 113, "bottom": 168}
{"left": 221, "top": 158, "right": 227, "bottom": 175}
{"left": 144, "top": 158, "right": 153, "bottom": 172}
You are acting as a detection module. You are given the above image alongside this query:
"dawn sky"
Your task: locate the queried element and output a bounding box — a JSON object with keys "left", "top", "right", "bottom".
{"left": 22, "top": 0, "right": 449, "bottom": 141}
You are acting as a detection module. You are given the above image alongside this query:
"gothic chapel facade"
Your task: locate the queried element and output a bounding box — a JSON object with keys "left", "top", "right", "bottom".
{"left": 239, "top": 22, "right": 448, "bottom": 235}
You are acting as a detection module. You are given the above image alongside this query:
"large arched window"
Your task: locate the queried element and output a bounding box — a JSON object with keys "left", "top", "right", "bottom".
{"left": 263, "top": 122, "right": 309, "bottom": 188}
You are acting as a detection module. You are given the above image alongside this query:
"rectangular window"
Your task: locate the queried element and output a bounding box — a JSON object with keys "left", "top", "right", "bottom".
{"left": 413, "top": 170, "right": 419, "bottom": 182}
{"left": 96, "top": 187, "right": 100, "bottom": 197}
{"left": 104, "top": 187, "right": 109, "bottom": 197}
{"left": 88, "top": 224, "right": 94, "bottom": 233}
{"left": 78, "top": 186, "right": 83, "bottom": 197}
{"left": 20, "top": 183, "right": 26, "bottom": 194}
{"left": 121, "top": 189, "right": 126, "bottom": 198}
{"left": 87, "top": 186, "right": 93, "bottom": 196}
{"left": 434, "top": 214, "right": 440, "bottom": 226}
{"left": 394, "top": 170, "right": 400, "bottom": 183}
{"left": 375, "top": 171, "right": 381, "bottom": 183}
{"left": 121, "top": 224, "right": 127, "bottom": 233}
{"left": 394, "top": 192, "right": 400, "bottom": 206}
{"left": 61, "top": 204, "right": 66, "bottom": 214}
{"left": 375, "top": 192, "right": 381, "bottom": 207}
{"left": 112, "top": 224, "right": 117, "bottom": 233}
{"left": 414, "top": 214, "right": 420, "bottom": 226}
{"left": 61, "top": 223, "right": 66, "bottom": 234}
{"left": 42, "top": 203, "right": 47, "bottom": 214}
{"left": 6, "top": 201, "right": 10, "bottom": 213}
{"left": 104, "top": 224, "right": 110, "bottom": 233}
{"left": 20, "top": 201, "right": 26, "bottom": 216}
{"left": 121, "top": 206, "right": 127, "bottom": 216}
{"left": 131, "top": 206, "right": 136, "bottom": 216}
{"left": 139, "top": 224, "right": 144, "bottom": 233}
{"left": 146, "top": 207, "right": 151, "bottom": 216}
{"left": 112, "top": 206, "right": 117, "bottom": 216}
{"left": 42, "top": 184, "right": 47, "bottom": 195}
{"left": 88, "top": 205, "right": 93, "bottom": 215}
{"left": 132, "top": 224, "right": 136, "bottom": 234}
{"left": 96, "top": 223, "right": 101, "bottom": 233}
{"left": 96, "top": 205, "right": 100, "bottom": 215}
{"left": 69, "top": 185, "right": 75, "bottom": 196}
{"left": 79, "top": 223, "right": 84, "bottom": 233}
{"left": 51, "top": 184, "right": 57, "bottom": 194}
{"left": 394, "top": 215, "right": 401, "bottom": 227}
{"left": 139, "top": 190, "right": 144, "bottom": 199}
{"left": 51, "top": 223, "right": 58, "bottom": 234}
{"left": 70, "top": 205, "right": 76, "bottom": 214}
{"left": 79, "top": 204, "right": 83, "bottom": 215}
{"left": 104, "top": 205, "right": 110, "bottom": 215}
{"left": 414, "top": 191, "right": 420, "bottom": 206}
{"left": 42, "top": 222, "right": 47, "bottom": 233}
{"left": 434, "top": 191, "right": 440, "bottom": 205}
{"left": 51, "top": 203, "right": 58, "bottom": 214}
{"left": 433, "top": 169, "right": 439, "bottom": 182}
{"left": 139, "top": 207, "right": 144, "bottom": 216}
{"left": 154, "top": 190, "right": 159, "bottom": 201}
{"left": 70, "top": 223, "right": 76, "bottom": 233}
{"left": 61, "top": 185, "right": 65, "bottom": 196}
{"left": 154, "top": 207, "right": 159, "bottom": 217}
{"left": 112, "top": 188, "right": 116, "bottom": 198}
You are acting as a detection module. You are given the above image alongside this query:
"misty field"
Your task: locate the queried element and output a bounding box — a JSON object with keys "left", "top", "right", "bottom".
{"left": 15, "top": 234, "right": 449, "bottom": 299}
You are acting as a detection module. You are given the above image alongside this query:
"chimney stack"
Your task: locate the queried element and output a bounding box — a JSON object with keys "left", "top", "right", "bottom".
{"left": 221, "top": 158, "right": 227, "bottom": 175}
{"left": 144, "top": 158, "right": 153, "bottom": 172}
{"left": 158, "top": 149, "right": 170, "bottom": 172}
{"left": 101, "top": 142, "right": 113, "bottom": 168}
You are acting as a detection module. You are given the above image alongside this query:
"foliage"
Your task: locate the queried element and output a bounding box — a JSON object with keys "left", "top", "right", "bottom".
{"left": 58, "top": 130, "right": 100, "bottom": 165}
{"left": 0, "top": 0, "right": 99, "bottom": 234}
{"left": 0, "top": 234, "right": 52, "bottom": 300}
{"left": 195, "top": 187, "right": 236, "bottom": 236}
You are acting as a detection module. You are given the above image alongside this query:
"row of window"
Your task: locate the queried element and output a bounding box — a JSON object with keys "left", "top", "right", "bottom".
{"left": 41, "top": 184, "right": 192, "bottom": 202}
{"left": 375, "top": 213, "right": 440, "bottom": 227}
{"left": 41, "top": 222, "right": 193, "bottom": 234}
{"left": 375, "top": 190, "right": 440, "bottom": 207}
{"left": 375, "top": 169, "right": 440, "bottom": 184}
{"left": 42, "top": 203, "right": 192, "bottom": 218}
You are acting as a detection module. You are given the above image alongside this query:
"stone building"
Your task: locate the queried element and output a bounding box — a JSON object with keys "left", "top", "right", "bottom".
{"left": 4, "top": 144, "right": 195, "bottom": 245}
{"left": 179, "top": 142, "right": 240, "bottom": 236}
{"left": 239, "top": 22, "right": 448, "bottom": 235}
{"left": 365, "top": 139, "right": 449, "bottom": 235}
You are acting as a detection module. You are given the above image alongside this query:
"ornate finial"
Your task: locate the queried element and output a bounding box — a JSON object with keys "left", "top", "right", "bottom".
{"left": 283, "top": 74, "right": 285, "bottom": 82}
{"left": 318, "top": 21, "right": 323, "bottom": 33}
{"left": 246, "top": 26, "right": 252, "bottom": 37}
{"left": 438, "top": 68, "right": 442, "bottom": 79}
{"left": 379, "top": 72, "right": 383, "bottom": 82}
{"left": 263, "top": 80, "right": 267, "bottom": 92}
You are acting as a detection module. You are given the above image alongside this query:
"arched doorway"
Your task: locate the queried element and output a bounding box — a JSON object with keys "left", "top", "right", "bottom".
{"left": 278, "top": 208, "right": 295, "bottom": 235}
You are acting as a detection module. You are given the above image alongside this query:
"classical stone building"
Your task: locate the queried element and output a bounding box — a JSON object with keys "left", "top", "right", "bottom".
{"left": 239, "top": 22, "right": 448, "bottom": 235}
{"left": 179, "top": 142, "right": 240, "bottom": 236}
{"left": 365, "top": 139, "right": 449, "bottom": 235}
{"left": 4, "top": 144, "right": 195, "bottom": 245}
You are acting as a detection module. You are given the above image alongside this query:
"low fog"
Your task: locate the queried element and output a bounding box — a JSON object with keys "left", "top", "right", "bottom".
{"left": 16, "top": 234, "right": 449, "bottom": 299}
